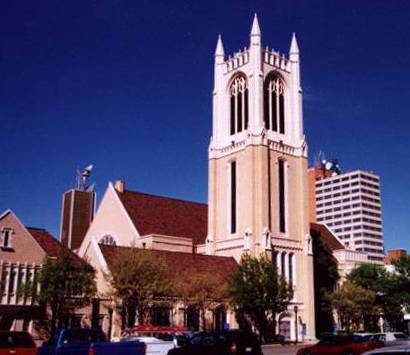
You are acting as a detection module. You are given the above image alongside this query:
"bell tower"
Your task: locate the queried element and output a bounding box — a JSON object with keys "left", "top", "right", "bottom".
{"left": 206, "top": 15, "right": 315, "bottom": 340}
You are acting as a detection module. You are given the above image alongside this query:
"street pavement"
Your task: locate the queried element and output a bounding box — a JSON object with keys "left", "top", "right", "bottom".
{"left": 262, "top": 344, "right": 307, "bottom": 355}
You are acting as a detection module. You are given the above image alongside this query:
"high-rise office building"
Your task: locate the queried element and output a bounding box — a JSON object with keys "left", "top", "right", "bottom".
{"left": 309, "top": 165, "right": 385, "bottom": 263}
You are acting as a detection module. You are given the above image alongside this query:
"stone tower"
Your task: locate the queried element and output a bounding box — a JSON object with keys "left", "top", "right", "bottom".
{"left": 206, "top": 15, "right": 315, "bottom": 340}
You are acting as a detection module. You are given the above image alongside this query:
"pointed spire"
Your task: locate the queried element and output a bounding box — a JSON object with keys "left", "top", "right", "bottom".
{"left": 290, "top": 32, "right": 299, "bottom": 54}
{"left": 215, "top": 34, "right": 225, "bottom": 57}
{"left": 250, "top": 13, "right": 261, "bottom": 36}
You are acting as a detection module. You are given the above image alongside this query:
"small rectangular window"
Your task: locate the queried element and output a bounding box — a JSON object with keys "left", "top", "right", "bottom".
{"left": 1, "top": 229, "right": 12, "bottom": 249}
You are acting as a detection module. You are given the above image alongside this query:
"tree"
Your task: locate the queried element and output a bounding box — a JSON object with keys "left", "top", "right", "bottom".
{"left": 348, "top": 263, "right": 403, "bottom": 329}
{"left": 347, "top": 263, "right": 389, "bottom": 293}
{"left": 228, "top": 254, "right": 293, "bottom": 342}
{"left": 392, "top": 255, "right": 410, "bottom": 313}
{"left": 38, "top": 250, "right": 96, "bottom": 337}
{"left": 326, "top": 281, "right": 376, "bottom": 331}
{"left": 175, "top": 271, "right": 228, "bottom": 331}
{"left": 107, "top": 248, "right": 173, "bottom": 328}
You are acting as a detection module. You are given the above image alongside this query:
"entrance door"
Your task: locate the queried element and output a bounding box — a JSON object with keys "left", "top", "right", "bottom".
{"left": 213, "top": 307, "right": 226, "bottom": 331}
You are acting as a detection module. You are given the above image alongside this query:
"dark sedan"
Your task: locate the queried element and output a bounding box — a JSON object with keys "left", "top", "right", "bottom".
{"left": 167, "top": 330, "right": 262, "bottom": 355}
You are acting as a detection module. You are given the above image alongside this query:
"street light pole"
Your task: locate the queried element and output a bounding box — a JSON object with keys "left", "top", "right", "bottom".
{"left": 108, "top": 300, "right": 115, "bottom": 341}
{"left": 294, "top": 304, "right": 299, "bottom": 345}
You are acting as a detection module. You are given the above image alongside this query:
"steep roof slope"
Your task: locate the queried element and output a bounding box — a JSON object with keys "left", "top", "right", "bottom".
{"left": 27, "top": 227, "right": 89, "bottom": 266}
{"left": 310, "top": 223, "right": 344, "bottom": 251}
{"left": 100, "top": 244, "right": 237, "bottom": 284}
{"left": 116, "top": 190, "right": 208, "bottom": 245}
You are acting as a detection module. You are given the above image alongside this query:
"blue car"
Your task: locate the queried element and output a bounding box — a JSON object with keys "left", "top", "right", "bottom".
{"left": 38, "top": 328, "right": 146, "bottom": 355}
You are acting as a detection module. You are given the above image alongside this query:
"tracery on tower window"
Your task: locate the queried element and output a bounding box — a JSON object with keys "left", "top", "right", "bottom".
{"left": 230, "top": 75, "right": 249, "bottom": 135}
{"left": 264, "top": 74, "right": 285, "bottom": 134}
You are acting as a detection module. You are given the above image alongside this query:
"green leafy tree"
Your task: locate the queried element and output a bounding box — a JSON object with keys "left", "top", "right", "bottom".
{"left": 326, "top": 280, "right": 376, "bottom": 331}
{"left": 107, "top": 248, "right": 173, "bottom": 328}
{"left": 348, "top": 263, "right": 402, "bottom": 329}
{"left": 392, "top": 255, "right": 410, "bottom": 312}
{"left": 228, "top": 254, "right": 293, "bottom": 342}
{"left": 38, "top": 250, "right": 96, "bottom": 337}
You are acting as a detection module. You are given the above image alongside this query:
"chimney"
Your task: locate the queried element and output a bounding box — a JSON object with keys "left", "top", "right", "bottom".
{"left": 115, "top": 180, "right": 125, "bottom": 193}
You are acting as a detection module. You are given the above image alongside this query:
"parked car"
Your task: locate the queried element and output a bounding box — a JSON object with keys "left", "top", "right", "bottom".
{"left": 38, "top": 328, "right": 146, "bottom": 355}
{"left": 0, "top": 331, "right": 37, "bottom": 355}
{"left": 362, "top": 345, "right": 410, "bottom": 354}
{"left": 296, "top": 334, "right": 383, "bottom": 355}
{"left": 123, "top": 336, "right": 176, "bottom": 355}
{"left": 167, "top": 330, "right": 262, "bottom": 355}
{"left": 122, "top": 325, "right": 190, "bottom": 355}
{"left": 373, "top": 333, "right": 410, "bottom": 347}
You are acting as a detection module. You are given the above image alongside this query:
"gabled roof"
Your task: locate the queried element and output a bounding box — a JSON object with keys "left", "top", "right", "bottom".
{"left": 100, "top": 244, "right": 237, "bottom": 284}
{"left": 0, "top": 209, "right": 12, "bottom": 221}
{"left": 27, "top": 227, "right": 65, "bottom": 258}
{"left": 310, "top": 223, "right": 344, "bottom": 251}
{"left": 27, "top": 227, "right": 88, "bottom": 266}
{"left": 116, "top": 190, "right": 208, "bottom": 245}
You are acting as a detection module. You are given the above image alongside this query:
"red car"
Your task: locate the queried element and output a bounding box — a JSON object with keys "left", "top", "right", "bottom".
{"left": 0, "top": 331, "right": 37, "bottom": 355}
{"left": 297, "top": 335, "right": 384, "bottom": 355}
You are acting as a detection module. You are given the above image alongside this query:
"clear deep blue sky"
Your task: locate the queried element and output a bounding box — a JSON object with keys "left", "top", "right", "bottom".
{"left": 1, "top": 0, "right": 409, "bottom": 250}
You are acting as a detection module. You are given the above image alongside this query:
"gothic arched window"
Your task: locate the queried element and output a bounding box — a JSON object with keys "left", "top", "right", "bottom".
{"left": 99, "top": 235, "right": 117, "bottom": 246}
{"left": 230, "top": 75, "right": 249, "bottom": 135}
{"left": 264, "top": 75, "right": 285, "bottom": 134}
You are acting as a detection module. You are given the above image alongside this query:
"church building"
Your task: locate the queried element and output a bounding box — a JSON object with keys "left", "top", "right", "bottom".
{"left": 78, "top": 15, "right": 316, "bottom": 341}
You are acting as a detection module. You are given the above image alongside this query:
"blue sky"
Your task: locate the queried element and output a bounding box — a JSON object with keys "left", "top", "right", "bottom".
{"left": 1, "top": 0, "right": 409, "bottom": 251}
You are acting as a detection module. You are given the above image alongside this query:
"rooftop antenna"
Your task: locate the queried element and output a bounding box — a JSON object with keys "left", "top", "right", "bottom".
{"left": 76, "top": 164, "right": 94, "bottom": 191}
{"left": 313, "top": 151, "right": 325, "bottom": 168}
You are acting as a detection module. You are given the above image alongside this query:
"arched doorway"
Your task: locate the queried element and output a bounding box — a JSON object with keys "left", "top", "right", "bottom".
{"left": 278, "top": 312, "right": 292, "bottom": 341}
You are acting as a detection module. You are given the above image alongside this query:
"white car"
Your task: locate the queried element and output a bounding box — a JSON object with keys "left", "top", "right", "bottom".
{"left": 374, "top": 332, "right": 410, "bottom": 347}
{"left": 121, "top": 334, "right": 187, "bottom": 355}
{"left": 122, "top": 336, "right": 176, "bottom": 355}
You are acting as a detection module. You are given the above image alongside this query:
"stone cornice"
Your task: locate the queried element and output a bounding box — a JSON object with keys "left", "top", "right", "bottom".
{"left": 209, "top": 131, "right": 308, "bottom": 160}
{"left": 271, "top": 236, "right": 302, "bottom": 251}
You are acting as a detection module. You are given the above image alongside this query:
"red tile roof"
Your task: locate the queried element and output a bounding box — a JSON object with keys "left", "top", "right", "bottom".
{"left": 310, "top": 223, "right": 344, "bottom": 251}
{"left": 27, "top": 227, "right": 88, "bottom": 266}
{"left": 117, "top": 190, "right": 208, "bottom": 245}
{"left": 99, "top": 244, "right": 237, "bottom": 284}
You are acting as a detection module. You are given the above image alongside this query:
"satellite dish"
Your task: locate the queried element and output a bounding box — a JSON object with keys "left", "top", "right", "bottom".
{"left": 76, "top": 164, "right": 95, "bottom": 190}
{"left": 84, "top": 164, "right": 94, "bottom": 173}
{"left": 82, "top": 164, "right": 94, "bottom": 178}
{"left": 325, "top": 161, "right": 333, "bottom": 170}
